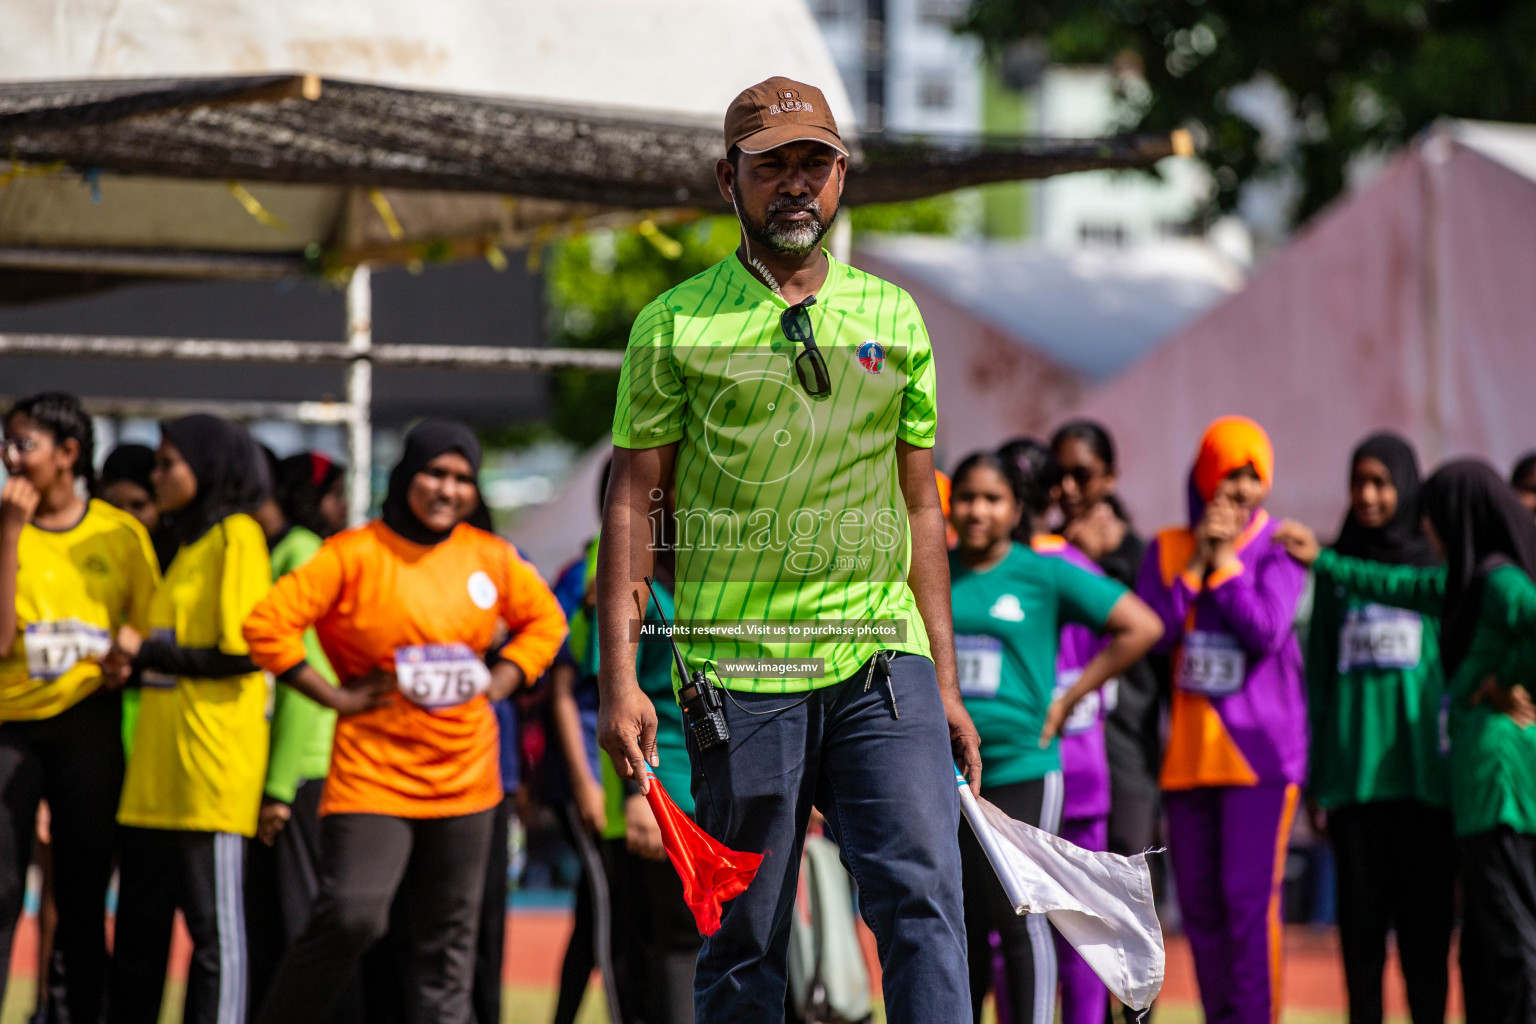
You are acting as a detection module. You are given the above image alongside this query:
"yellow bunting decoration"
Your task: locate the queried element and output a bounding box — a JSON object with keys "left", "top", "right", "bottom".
{"left": 367, "top": 189, "right": 405, "bottom": 241}
{"left": 0, "top": 160, "right": 68, "bottom": 187}
{"left": 226, "top": 182, "right": 288, "bottom": 230}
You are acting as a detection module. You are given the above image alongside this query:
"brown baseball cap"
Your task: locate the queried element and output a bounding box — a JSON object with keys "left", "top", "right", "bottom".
{"left": 724, "top": 77, "right": 847, "bottom": 157}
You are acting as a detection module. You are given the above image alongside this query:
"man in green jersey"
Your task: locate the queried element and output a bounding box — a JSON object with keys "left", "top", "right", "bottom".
{"left": 596, "top": 78, "right": 979, "bottom": 1023}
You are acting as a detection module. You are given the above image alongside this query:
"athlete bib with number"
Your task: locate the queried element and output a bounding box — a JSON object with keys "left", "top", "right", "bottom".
{"left": 395, "top": 644, "right": 492, "bottom": 709}
{"left": 1178, "top": 631, "right": 1246, "bottom": 697}
{"left": 955, "top": 634, "right": 1004, "bottom": 699}
{"left": 24, "top": 619, "right": 111, "bottom": 682}
{"left": 1053, "top": 668, "right": 1101, "bottom": 735}
{"left": 1337, "top": 604, "right": 1423, "bottom": 673}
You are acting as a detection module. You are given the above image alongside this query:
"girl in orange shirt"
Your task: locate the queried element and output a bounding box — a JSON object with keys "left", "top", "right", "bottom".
{"left": 244, "top": 420, "right": 565, "bottom": 1024}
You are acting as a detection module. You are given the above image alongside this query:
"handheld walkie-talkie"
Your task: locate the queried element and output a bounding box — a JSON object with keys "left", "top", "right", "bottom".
{"left": 643, "top": 576, "right": 729, "bottom": 752}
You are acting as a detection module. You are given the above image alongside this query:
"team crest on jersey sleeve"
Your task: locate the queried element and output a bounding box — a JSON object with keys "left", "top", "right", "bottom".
{"left": 856, "top": 340, "right": 886, "bottom": 374}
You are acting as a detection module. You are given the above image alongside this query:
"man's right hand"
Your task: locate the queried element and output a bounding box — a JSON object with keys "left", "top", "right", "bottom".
{"left": 598, "top": 677, "right": 658, "bottom": 793}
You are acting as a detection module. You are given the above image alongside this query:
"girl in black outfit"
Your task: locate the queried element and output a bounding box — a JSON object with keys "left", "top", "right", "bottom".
{"left": 1045, "top": 421, "right": 1164, "bottom": 866}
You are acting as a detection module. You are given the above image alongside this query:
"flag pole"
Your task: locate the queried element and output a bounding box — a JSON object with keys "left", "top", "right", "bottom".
{"left": 956, "top": 771, "right": 1032, "bottom": 915}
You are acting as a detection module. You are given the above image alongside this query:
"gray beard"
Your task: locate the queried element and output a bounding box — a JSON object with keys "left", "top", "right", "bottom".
{"left": 743, "top": 199, "right": 837, "bottom": 257}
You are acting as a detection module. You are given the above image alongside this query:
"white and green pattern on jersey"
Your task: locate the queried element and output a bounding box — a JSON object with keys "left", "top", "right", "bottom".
{"left": 613, "top": 252, "right": 938, "bottom": 693}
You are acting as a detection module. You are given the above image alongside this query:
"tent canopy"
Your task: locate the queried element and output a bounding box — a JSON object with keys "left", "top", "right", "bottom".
{"left": 0, "top": 0, "right": 1182, "bottom": 310}
{"left": 0, "top": 73, "right": 1180, "bottom": 259}
{"left": 0, "top": 72, "right": 1180, "bottom": 207}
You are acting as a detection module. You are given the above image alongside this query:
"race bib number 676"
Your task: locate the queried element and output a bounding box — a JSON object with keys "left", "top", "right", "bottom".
{"left": 395, "top": 644, "right": 492, "bottom": 709}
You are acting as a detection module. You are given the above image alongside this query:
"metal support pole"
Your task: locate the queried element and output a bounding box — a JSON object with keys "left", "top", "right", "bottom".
{"left": 346, "top": 266, "right": 372, "bottom": 526}
{"left": 829, "top": 216, "right": 852, "bottom": 265}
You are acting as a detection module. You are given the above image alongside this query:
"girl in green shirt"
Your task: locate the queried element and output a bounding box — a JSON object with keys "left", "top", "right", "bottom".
{"left": 1303, "top": 433, "right": 1451, "bottom": 1024}
{"left": 948, "top": 447, "right": 1162, "bottom": 1024}
{"left": 1280, "top": 459, "right": 1536, "bottom": 1024}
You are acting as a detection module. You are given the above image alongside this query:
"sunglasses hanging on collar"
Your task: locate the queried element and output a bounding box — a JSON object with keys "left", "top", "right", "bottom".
{"left": 780, "top": 296, "right": 831, "bottom": 397}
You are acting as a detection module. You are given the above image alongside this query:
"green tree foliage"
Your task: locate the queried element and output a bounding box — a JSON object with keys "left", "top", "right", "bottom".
{"left": 960, "top": 0, "right": 1536, "bottom": 224}
{"left": 849, "top": 194, "right": 962, "bottom": 234}
{"left": 544, "top": 217, "right": 739, "bottom": 447}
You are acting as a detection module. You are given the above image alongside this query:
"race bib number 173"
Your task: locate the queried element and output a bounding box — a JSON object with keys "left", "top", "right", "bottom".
{"left": 395, "top": 644, "right": 492, "bottom": 709}
{"left": 24, "top": 619, "right": 111, "bottom": 681}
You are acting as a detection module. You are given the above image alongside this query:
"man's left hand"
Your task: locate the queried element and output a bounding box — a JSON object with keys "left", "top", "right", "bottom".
{"left": 944, "top": 695, "right": 982, "bottom": 796}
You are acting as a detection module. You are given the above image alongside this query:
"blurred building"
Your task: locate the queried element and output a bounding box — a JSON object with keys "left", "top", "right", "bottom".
{"left": 810, "top": 1, "right": 1212, "bottom": 247}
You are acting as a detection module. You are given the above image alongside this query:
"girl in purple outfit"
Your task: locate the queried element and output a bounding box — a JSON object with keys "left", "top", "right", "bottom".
{"left": 1134, "top": 417, "right": 1308, "bottom": 1024}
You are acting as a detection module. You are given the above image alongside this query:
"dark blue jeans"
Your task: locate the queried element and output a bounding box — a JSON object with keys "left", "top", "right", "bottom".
{"left": 688, "top": 653, "right": 970, "bottom": 1023}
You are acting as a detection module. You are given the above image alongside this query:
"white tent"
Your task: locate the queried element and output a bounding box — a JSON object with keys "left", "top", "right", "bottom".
{"left": 856, "top": 236, "right": 1242, "bottom": 466}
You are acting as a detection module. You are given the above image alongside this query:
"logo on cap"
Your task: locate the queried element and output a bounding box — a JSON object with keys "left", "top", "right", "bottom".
{"left": 769, "top": 89, "right": 816, "bottom": 117}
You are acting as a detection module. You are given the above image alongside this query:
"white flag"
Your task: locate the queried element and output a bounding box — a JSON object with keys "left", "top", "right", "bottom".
{"left": 956, "top": 773, "right": 1164, "bottom": 1010}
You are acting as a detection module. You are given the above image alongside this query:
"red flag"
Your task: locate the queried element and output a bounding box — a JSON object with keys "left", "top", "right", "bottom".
{"left": 644, "top": 769, "right": 763, "bottom": 936}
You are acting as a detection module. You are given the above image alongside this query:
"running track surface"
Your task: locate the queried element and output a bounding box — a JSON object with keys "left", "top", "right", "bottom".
{"left": 6, "top": 913, "right": 1464, "bottom": 1018}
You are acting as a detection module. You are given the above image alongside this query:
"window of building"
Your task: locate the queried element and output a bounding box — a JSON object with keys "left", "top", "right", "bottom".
{"left": 917, "top": 0, "right": 966, "bottom": 26}
{"left": 918, "top": 75, "right": 954, "bottom": 110}
{"left": 1158, "top": 219, "right": 1200, "bottom": 239}
{"left": 809, "top": 0, "right": 850, "bottom": 22}
{"left": 1079, "top": 222, "right": 1128, "bottom": 247}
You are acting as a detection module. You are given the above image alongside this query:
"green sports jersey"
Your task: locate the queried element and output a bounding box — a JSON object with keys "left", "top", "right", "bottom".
{"left": 613, "top": 252, "right": 938, "bottom": 692}
{"left": 1305, "top": 569, "right": 1449, "bottom": 810}
{"left": 1314, "top": 551, "right": 1536, "bottom": 837}
{"left": 264, "top": 527, "right": 338, "bottom": 803}
{"left": 949, "top": 542, "right": 1124, "bottom": 787}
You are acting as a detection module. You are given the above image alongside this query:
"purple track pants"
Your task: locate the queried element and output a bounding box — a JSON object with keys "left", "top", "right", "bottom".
{"left": 1164, "top": 783, "right": 1298, "bottom": 1024}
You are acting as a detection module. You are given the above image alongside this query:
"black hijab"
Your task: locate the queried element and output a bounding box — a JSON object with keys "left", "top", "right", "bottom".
{"left": 276, "top": 452, "right": 344, "bottom": 538}
{"left": 1419, "top": 459, "right": 1536, "bottom": 674}
{"left": 100, "top": 444, "right": 156, "bottom": 496}
{"left": 381, "top": 419, "right": 483, "bottom": 546}
{"left": 1333, "top": 433, "right": 1438, "bottom": 567}
{"left": 158, "top": 414, "right": 269, "bottom": 558}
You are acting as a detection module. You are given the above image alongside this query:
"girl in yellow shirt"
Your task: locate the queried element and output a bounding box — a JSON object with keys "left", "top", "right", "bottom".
{"left": 0, "top": 392, "right": 158, "bottom": 1024}
{"left": 107, "top": 414, "right": 272, "bottom": 1024}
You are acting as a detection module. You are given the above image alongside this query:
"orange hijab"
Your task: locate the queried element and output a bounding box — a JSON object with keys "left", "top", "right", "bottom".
{"left": 1191, "top": 416, "right": 1274, "bottom": 505}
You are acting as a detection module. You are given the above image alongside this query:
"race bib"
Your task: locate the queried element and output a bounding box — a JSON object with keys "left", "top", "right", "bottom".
{"left": 24, "top": 619, "right": 111, "bottom": 681}
{"left": 1178, "top": 632, "right": 1246, "bottom": 697}
{"left": 1338, "top": 604, "right": 1423, "bottom": 673}
{"left": 395, "top": 644, "right": 492, "bottom": 709}
{"left": 955, "top": 634, "right": 1003, "bottom": 699}
{"left": 1053, "top": 668, "right": 1101, "bottom": 735}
